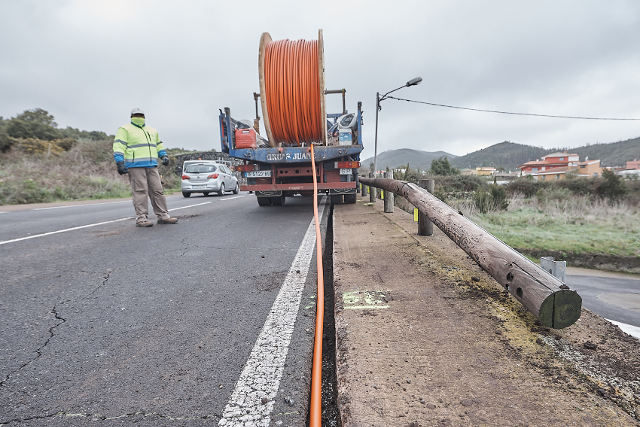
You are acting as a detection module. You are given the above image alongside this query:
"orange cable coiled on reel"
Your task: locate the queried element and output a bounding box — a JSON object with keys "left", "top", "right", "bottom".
{"left": 263, "top": 38, "right": 323, "bottom": 145}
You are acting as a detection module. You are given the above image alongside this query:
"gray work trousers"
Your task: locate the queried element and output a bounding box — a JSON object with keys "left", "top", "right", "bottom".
{"left": 127, "top": 167, "right": 170, "bottom": 222}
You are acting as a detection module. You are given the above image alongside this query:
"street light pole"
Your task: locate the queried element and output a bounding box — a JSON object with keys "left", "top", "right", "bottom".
{"left": 372, "top": 77, "right": 422, "bottom": 178}
{"left": 373, "top": 91, "right": 380, "bottom": 176}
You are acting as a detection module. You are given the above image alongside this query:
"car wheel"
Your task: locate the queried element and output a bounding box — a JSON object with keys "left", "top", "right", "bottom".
{"left": 257, "top": 196, "right": 271, "bottom": 207}
{"left": 182, "top": 192, "right": 191, "bottom": 198}
{"left": 218, "top": 183, "right": 225, "bottom": 196}
{"left": 233, "top": 182, "right": 239, "bottom": 194}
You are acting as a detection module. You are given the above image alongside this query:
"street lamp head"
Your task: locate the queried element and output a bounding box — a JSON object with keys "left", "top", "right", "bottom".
{"left": 406, "top": 76, "right": 422, "bottom": 87}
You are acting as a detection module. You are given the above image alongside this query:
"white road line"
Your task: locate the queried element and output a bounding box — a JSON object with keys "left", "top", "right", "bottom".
{"left": 170, "top": 201, "right": 211, "bottom": 211}
{"left": 0, "top": 201, "right": 213, "bottom": 246}
{"left": 219, "top": 203, "right": 325, "bottom": 426}
{"left": 0, "top": 217, "right": 132, "bottom": 246}
{"left": 219, "top": 196, "right": 244, "bottom": 201}
{"left": 0, "top": 212, "right": 7, "bottom": 214}
{"left": 32, "top": 200, "right": 131, "bottom": 211}
{"left": 33, "top": 205, "right": 75, "bottom": 211}
{"left": 607, "top": 319, "right": 640, "bottom": 340}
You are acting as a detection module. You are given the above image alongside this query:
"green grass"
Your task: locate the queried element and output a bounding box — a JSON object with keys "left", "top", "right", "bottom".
{"left": 0, "top": 140, "right": 180, "bottom": 205}
{"left": 471, "top": 205, "right": 640, "bottom": 258}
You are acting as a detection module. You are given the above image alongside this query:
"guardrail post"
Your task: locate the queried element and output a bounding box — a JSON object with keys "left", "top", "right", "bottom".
{"left": 540, "top": 257, "right": 567, "bottom": 283}
{"left": 369, "top": 172, "right": 376, "bottom": 202}
{"left": 383, "top": 171, "right": 394, "bottom": 213}
{"left": 417, "top": 179, "right": 434, "bottom": 236}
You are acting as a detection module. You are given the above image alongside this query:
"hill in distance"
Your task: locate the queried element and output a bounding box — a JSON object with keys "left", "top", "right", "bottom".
{"left": 450, "top": 141, "right": 548, "bottom": 171}
{"left": 361, "top": 148, "right": 456, "bottom": 171}
{"left": 362, "top": 137, "right": 640, "bottom": 172}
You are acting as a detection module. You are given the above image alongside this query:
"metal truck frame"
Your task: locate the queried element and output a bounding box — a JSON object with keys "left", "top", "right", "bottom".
{"left": 219, "top": 97, "right": 364, "bottom": 207}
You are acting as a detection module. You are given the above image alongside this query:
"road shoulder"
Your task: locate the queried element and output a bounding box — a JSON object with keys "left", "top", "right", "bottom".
{"left": 332, "top": 196, "right": 639, "bottom": 425}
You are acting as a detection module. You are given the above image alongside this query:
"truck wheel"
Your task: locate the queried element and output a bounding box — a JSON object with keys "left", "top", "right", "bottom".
{"left": 257, "top": 196, "right": 271, "bottom": 207}
{"left": 331, "top": 195, "right": 344, "bottom": 205}
{"left": 182, "top": 192, "right": 191, "bottom": 198}
{"left": 344, "top": 193, "right": 356, "bottom": 204}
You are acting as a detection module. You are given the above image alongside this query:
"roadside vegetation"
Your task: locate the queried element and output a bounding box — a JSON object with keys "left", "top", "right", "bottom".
{"left": 0, "top": 108, "right": 182, "bottom": 205}
{"left": 392, "top": 158, "right": 640, "bottom": 272}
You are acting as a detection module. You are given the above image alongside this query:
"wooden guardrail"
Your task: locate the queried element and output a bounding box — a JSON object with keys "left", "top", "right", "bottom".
{"left": 360, "top": 177, "right": 582, "bottom": 329}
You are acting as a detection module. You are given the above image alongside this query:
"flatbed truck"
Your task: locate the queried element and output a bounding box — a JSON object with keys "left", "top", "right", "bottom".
{"left": 219, "top": 97, "right": 364, "bottom": 206}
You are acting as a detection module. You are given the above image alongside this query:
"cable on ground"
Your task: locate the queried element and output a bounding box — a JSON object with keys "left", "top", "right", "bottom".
{"left": 309, "top": 144, "right": 323, "bottom": 427}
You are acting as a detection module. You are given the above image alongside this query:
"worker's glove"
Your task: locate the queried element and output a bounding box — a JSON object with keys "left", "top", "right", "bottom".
{"left": 161, "top": 156, "right": 169, "bottom": 166}
{"left": 116, "top": 162, "right": 128, "bottom": 175}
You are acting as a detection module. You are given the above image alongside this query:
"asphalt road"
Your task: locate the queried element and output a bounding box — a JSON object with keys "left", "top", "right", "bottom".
{"left": 566, "top": 274, "right": 640, "bottom": 328}
{"left": 0, "top": 193, "right": 328, "bottom": 426}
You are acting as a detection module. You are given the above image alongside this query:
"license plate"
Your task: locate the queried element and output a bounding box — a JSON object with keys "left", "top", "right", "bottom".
{"left": 339, "top": 168, "right": 352, "bottom": 175}
{"left": 246, "top": 170, "right": 272, "bottom": 178}
{"left": 192, "top": 184, "right": 206, "bottom": 188}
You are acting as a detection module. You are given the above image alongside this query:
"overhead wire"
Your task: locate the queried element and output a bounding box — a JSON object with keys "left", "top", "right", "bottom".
{"left": 386, "top": 95, "right": 640, "bottom": 121}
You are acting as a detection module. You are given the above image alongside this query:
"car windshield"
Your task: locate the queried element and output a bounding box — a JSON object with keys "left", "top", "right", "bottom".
{"left": 185, "top": 164, "right": 217, "bottom": 173}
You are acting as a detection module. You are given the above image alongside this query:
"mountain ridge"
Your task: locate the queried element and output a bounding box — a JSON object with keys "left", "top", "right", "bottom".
{"left": 361, "top": 138, "right": 640, "bottom": 171}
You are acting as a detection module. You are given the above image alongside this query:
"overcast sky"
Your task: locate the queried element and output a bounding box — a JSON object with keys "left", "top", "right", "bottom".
{"left": 1, "top": 0, "right": 639, "bottom": 158}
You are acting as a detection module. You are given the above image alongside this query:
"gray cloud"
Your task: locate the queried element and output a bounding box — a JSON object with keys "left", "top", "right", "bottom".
{"left": 1, "top": 0, "right": 639, "bottom": 158}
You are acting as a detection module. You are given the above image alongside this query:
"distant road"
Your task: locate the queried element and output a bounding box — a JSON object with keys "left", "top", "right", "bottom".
{"left": 566, "top": 272, "right": 640, "bottom": 329}
{"left": 0, "top": 193, "right": 326, "bottom": 425}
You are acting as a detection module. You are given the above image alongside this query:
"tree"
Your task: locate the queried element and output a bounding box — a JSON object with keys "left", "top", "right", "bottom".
{"left": 430, "top": 156, "right": 459, "bottom": 176}
{"left": 6, "top": 108, "right": 61, "bottom": 141}
{"left": 0, "top": 117, "right": 11, "bottom": 152}
{"left": 597, "top": 169, "right": 627, "bottom": 202}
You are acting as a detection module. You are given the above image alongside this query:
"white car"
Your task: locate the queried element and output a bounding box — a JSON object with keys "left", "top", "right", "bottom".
{"left": 181, "top": 160, "right": 239, "bottom": 197}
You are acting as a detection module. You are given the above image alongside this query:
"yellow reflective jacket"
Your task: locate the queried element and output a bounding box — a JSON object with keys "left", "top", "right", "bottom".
{"left": 113, "top": 122, "right": 167, "bottom": 168}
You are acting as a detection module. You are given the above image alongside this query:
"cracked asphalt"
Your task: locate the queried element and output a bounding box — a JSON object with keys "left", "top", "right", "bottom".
{"left": 0, "top": 193, "right": 327, "bottom": 426}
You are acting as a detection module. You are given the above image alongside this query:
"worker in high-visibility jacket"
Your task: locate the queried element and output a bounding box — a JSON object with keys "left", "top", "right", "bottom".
{"left": 113, "top": 108, "right": 178, "bottom": 227}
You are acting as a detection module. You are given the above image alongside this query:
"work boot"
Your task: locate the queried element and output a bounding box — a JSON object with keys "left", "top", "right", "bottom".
{"left": 157, "top": 217, "right": 178, "bottom": 224}
{"left": 136, "top": 220, "right": 153, "bottom": 227}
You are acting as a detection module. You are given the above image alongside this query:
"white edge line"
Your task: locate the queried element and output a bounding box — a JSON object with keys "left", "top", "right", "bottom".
{"left": 0, "top": 201, "right": 213, "bottom": 246}
{"left": 33, "top": 205, "right": 76, "bottom": 211}
{"left": 171, "top": 201, "right": 211, "bottom": 211}
{"left": 607, "top": 319, "right": 640, "bottom": 340}
{"left": 219, "top": 203, "right": 325, "bottom": 426}
{"left": 219, "top": 196, "right": 243, "bottom": 201}
{"left": 0, "top": 217, "right": 132, "bottom": 246}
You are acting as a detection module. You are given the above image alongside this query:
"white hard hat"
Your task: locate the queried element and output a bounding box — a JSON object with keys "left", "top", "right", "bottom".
{"left": 130, "top": 107, "right": 145, "bottom": 116}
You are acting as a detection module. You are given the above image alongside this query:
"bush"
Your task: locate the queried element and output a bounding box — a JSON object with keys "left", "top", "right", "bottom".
{"left": 436, "top": 175, "right": 486, "bottom": 192}
{"left": 505, "top": 178, "right": 546, "bottom": 198}
{"left": 595, "top": 169, "right": 627, "bottom": 202}
{"left": 536, "top": 187, "right": 572, "bottom": 204}
{"left": 474, "top": 185, "right": 509, "bottom": 213}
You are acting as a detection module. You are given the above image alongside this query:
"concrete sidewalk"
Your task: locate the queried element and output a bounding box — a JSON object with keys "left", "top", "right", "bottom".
{"left": 332, "top": 195, "right": 639, "bottom": 426}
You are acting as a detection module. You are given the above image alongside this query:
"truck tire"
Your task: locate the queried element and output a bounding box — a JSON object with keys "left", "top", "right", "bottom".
{"left": 272, "top": 196, "right": 285, "bottom": 207}
{"left": 257, "top": 196, "right": 271, "bottom": 207}
{"left": 331, "top": 195, "right": 343, "bottom": 205}
{"left": 344, "top": 193, "right": 356, "bottom": 204}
